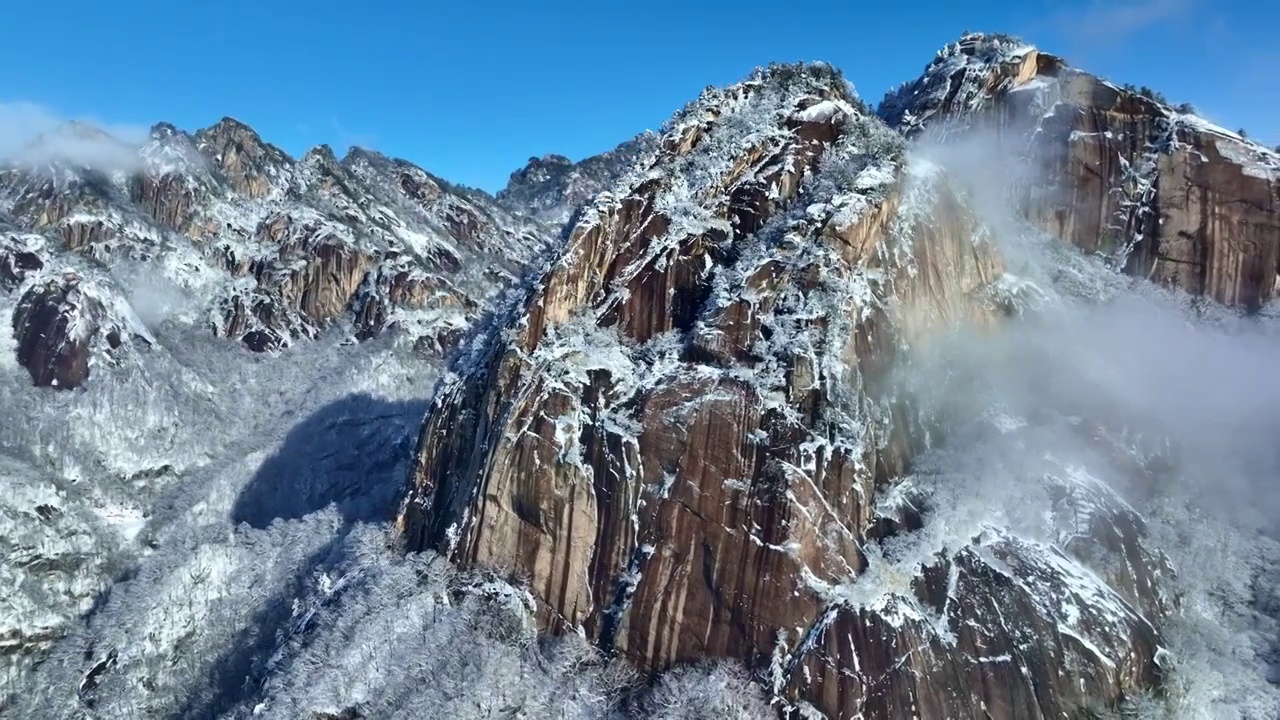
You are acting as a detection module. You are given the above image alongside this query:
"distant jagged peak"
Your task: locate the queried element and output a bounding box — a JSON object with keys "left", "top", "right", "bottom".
{"left": 192, "top": 115, "right": 293, "bottom": 165}
{"left": 297, "top": 143, "right": 346, "bottom": 184}
{"left": 665, "top": 60, "right": 865, "bottom": 133}
{"left": 195, "top": 115, "right": 263, "bottom": 141}
{"left": 496, "top": 135, "right": 657, "bottom": 225}
{"left": 192, "top": 115, "right": 295, "bottom": 199}
{"left": 339, "top": 144, "right": 390, "bottom": 167}
{"left": 137, "top": 123, "right": 218, "bottom": 181}
{"left": 941, "top": 30, "right": 1036, "bottom": 62}
{"left": 146, "top": 121, "right": 182, "bottom": 140}
{"left": 302, "top": 143, "right": 339, "bottom": 165}
{"left": 534, "top": 153, "right": 573, "bottom": 166}
{"left": 46, "top": 119, "right": 127, "bottom": 143}
{"left": 0, "top": 106, "right": 556, "bottom": 378}
{"left": 878, "top": 31, "right": 1049, "bottom": 133}
{"left": 340, "top": 145, "right": 441, "bottom": 200}
{"left": 338, "top": 145, "right": 482, "bottom": 196}
{"left": 340, "top": 145, "right": 433, "bottom": 189}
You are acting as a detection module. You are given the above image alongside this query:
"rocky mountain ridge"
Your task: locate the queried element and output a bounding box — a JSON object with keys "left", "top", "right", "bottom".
{"left": 496, "top": 135, "right": 658, "bottom": 227}
{"left": 0, "top": 116, "right": 553, "bottom": 389}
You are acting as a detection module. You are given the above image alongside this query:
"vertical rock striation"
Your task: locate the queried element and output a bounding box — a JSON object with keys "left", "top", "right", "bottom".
{"left": 880, "top": 32, "right": 1280, "bottom": 310}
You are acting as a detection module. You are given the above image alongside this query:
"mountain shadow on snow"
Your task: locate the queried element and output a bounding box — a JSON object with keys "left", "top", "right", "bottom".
{"left": 231, "top": 394, "right": 428, "bottom": 529}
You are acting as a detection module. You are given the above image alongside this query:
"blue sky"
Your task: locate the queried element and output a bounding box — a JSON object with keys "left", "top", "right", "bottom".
{"left": 0, "top": 0, "right": 1274, "bottom": 191}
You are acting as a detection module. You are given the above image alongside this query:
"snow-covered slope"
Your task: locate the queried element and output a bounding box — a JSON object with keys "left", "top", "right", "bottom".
{"left": 0, "top": 323, "right": 770, "bottom": 717}
{"left": 0, "top": 114, "right": 772, "bottom": 720}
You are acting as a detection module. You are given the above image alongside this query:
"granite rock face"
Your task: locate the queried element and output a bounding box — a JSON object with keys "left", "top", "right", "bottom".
{"left": 397, "top": 64, "right": 1169, "bottom": 718}
{"left": 10, "top": 271, "right": 151, "bottom": 390}
{"left": 881, "top": 32, "right": 1280, "bottom": 310}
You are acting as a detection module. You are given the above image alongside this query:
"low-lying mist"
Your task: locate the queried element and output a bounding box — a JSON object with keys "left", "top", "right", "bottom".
{"left": 895, "top": 129, "right": 1280, "bottom": 717}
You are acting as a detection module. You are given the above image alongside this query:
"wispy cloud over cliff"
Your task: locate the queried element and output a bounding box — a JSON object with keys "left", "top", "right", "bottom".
{"left": 0, "top": 100, "right": 146, "bottom": 169}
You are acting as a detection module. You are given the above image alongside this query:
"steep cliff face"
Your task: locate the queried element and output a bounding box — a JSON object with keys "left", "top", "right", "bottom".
{"left": 397, "top": 65, "right": 1168, "bottom": 718}
{"left": 2, "top": 223, "right": 153, "bottom": 390}
{"left": 880, "top": 32, "right": 1280, "bottom": 310}
{"left": 0, "top": 118, "right": 552, "bottom": 386}
{"left": 497, "top": 135, "right": 657, "bottom": 227}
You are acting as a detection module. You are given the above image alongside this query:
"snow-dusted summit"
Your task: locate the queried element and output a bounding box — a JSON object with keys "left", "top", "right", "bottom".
{"left": 496, "top": 135, "right": 657, "bottom": 227}
{"left": 879, "top": 32, "right": 1280, "bottom": 310}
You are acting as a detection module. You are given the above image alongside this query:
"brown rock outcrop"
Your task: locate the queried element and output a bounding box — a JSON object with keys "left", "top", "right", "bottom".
{"left": 349, "top": 254, "right": 477, "bottom": 353}
{"left": 396, "top": 65, "right": 1166, "bottom": 718}
{"left": 129, "top": 172, "right": 198, "bottom": 232}
{"left": 0, "top": 232, "right": 45, "bottom": 289}
{"left": 215, "top": 212, "right": 376, "bottom": 349}
{"left": 11, "top": 274, "right": 145, "bottom": 390}
{"left": 193, "top": 117, "right": 295, "bottom": 199}
{"left": 3, "top": 173, "right": 121, "bottom": 256}
{"left": 881, "top": 32, "right": 1280, "bottom": 310}
{"left": 791, "top": 532, "right": 1163, "bottom": 719}
{"left": 12, "top": 278, "right": 94, "bottom": 389}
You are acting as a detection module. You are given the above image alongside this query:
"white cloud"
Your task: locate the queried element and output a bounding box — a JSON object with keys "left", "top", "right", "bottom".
{"left": 330, "top": 116, "right": 378, "bottom": 152}
{"left": 1058, "top": 0, "right": 1193, "bottom": 44}
{"left": 0, "top": 100, "right": 149, "bottom": 171}
{"left": 1085, "top": 0, "right": 1189, "bottom": 34}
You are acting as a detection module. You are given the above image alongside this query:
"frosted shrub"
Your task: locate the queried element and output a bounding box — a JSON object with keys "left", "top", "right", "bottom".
{"left": 624, "top": 660, "right": 772, "bottom": 719}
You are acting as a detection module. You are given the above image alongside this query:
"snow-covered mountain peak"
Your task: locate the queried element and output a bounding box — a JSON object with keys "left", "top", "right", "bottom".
{"left": 194, "top": 115, "right": 266, "bottom": 142}
{"left": 41, "top": 119, "right": 130, "bottom": 145}
{"left": 301, "top": 143, "right": 339, "bottom": 166}
{"left": 878, "top": 32, "right": 1048, "bottom": 134}
{"left": 880, "top": 32, "right": 1280, "bottom": 311}
{"left": 0, "top": 113, "right": 559, "bottom": 388}
{"left": 1, "top": 120, "right": 143, "bottom": 187}
{"left": 191, "top": 116, "right": 295, "bottom": 200}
